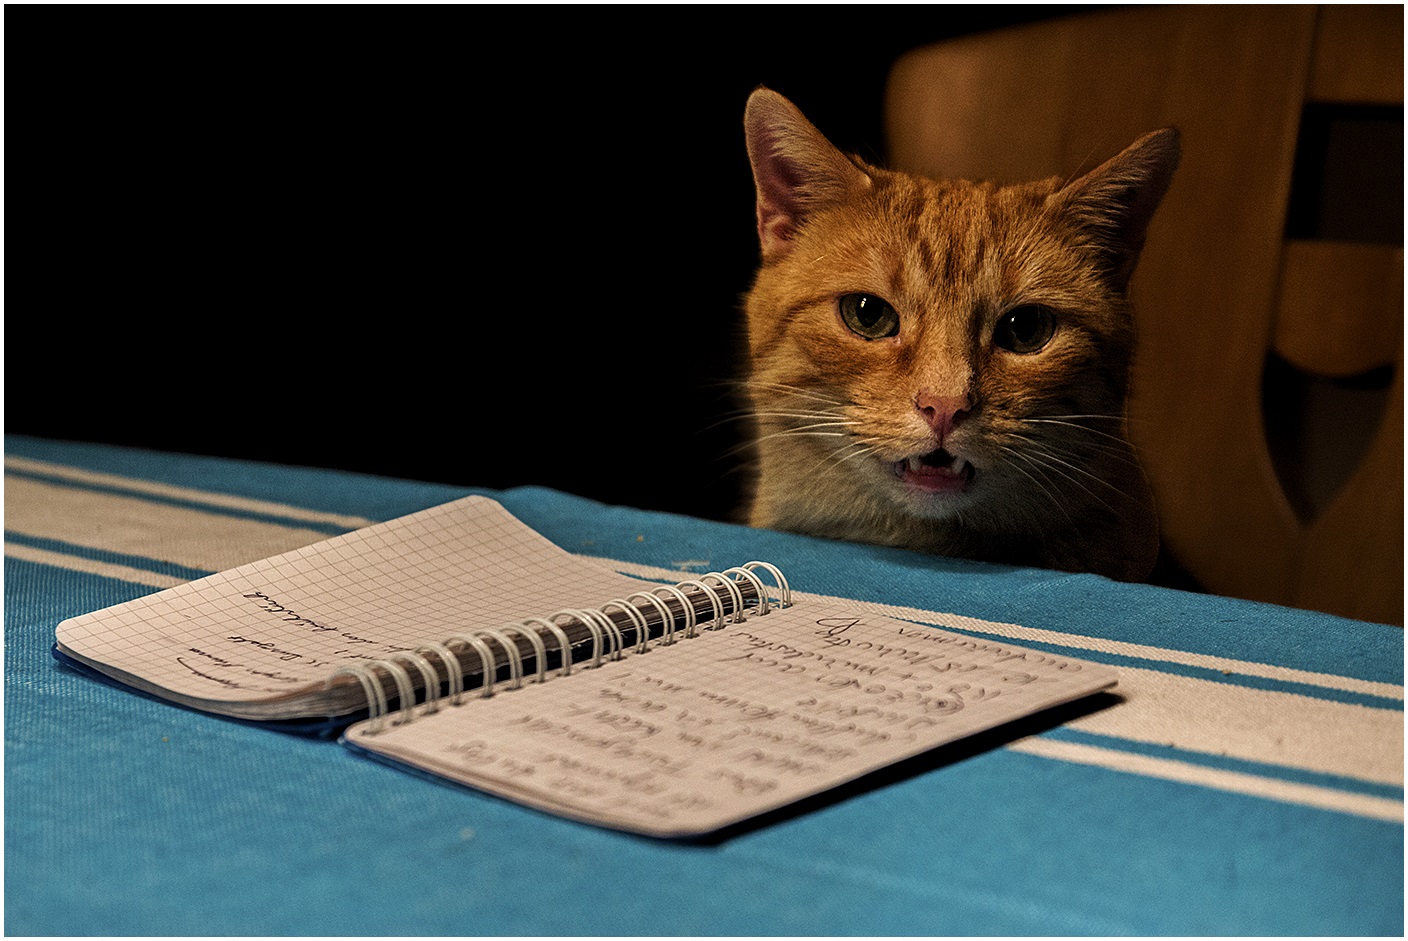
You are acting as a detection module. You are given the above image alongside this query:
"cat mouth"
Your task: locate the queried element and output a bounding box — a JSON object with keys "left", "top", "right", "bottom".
{"left": 893, "top": 448, "right": 974, "bottom": 494}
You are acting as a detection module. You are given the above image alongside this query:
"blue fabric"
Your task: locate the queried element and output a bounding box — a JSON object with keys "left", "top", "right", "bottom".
{"left": 5, "top": 435, "right": 1402, "bottom": 936}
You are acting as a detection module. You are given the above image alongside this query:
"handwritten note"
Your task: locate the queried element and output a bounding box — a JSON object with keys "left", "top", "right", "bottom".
{"left": 343, "top": 600, "right": 1118, "bottom": 837}
{"left": 53, "top": 496, "right": 679, "bottom": 719}
{"left": 55, "top": 491, "right": 1118, "bottom": 831}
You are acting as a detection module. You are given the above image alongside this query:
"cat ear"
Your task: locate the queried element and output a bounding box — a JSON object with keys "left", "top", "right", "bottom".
{"left": 744, "top": 87, "right": 872, "bottom": 259}
{"left": 1058, "top": 128, "right": 1181, "bottom": 289}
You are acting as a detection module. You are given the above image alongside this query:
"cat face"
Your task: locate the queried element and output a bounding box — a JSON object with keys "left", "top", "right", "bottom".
{"left": 740, "top": 88, "right": 1178, "bottom": 579}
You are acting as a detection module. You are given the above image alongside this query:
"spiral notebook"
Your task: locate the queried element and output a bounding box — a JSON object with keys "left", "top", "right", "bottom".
{"left": 54, "top": 495, "right": 1119, "bottom": 837}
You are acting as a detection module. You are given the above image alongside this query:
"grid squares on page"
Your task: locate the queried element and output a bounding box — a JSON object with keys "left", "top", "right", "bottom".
{"left": 55, "top": 496, "right": 658, "bottom": 705}
{"left": 348, "top": 599, "right": 1120, "bottom": 836}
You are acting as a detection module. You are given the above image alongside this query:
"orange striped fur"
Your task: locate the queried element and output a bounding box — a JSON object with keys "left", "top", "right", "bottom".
{"left": 740, "top": 88, "right": 1178, "bottom": 580}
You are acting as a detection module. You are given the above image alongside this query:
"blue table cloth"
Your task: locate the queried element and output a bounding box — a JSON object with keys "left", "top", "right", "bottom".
{"left": 5, "top": 434, "right": 1402, "bottom": 936}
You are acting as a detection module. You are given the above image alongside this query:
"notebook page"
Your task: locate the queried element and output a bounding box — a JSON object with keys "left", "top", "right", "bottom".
{"left": 54, "top": 496, "right": 658, "bottom": 718}
{"left": 344, "top": 597, "right": 1118, "bottom": 837}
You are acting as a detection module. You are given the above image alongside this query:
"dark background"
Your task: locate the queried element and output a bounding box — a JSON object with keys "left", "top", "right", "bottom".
{"left": 11, "top": 6, "right": 1088, "bottom": 523}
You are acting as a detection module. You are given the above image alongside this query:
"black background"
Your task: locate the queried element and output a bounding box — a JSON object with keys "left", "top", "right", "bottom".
{"left": 10, "top": 6, "right": 1086, "bottom": 523}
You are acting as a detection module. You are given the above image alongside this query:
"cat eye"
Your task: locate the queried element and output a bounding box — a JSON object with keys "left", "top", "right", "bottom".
{"left": 838, "top": 293, "right": 900, "bottom": 340}
{"left": 993, "top": 305, "right": 1057, "bottom": 354}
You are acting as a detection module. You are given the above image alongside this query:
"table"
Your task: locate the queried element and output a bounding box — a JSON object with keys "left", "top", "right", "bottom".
{"left": 5, "top": 434, "right": 1401, "bottom": 935}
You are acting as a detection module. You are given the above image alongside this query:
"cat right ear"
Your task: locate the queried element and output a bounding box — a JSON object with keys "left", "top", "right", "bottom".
{"left": 744, "top": 87, "right": 871, "bottom": 260}
{"left": 1058, "top": 127, "right": 1181, "bottom": 290}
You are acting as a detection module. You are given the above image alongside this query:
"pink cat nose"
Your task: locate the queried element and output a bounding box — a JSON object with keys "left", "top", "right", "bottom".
{"left": 915, "top": 392, "right": 972, "bottom": 440}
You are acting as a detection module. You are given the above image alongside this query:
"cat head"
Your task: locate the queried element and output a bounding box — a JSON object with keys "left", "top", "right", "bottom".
{"left": 740, "top": 87, "right": 1178, "bottom": 580}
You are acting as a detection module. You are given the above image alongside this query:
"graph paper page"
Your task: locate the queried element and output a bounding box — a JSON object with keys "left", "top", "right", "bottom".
{"left": 344, "top": 599, "right": 1119, "bottom": 837}
{"left": 55, "top": 496, "right": 654, "bottom": 715}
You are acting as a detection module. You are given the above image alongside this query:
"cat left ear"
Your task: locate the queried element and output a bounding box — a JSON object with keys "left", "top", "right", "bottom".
{"left": 1058, "top": 128, "right": 1181, "bottom": 289}
{"left": 744, "top": 87, "right": 872, "bottom": 260}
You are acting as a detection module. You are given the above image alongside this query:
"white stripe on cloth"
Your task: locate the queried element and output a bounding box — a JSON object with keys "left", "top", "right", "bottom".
{"left": 4, "top": 455, "right": 375, "bottom": 530}
{"left": 4, "top": 475, "right": 344, "bottom": 574}
{"left": 1066, "top": 663, "right": 1403, "bottom": 786}
{"left": 4, "top": 541, "right": 186, "bottom": 589}
{"left": 1010, "top": 736, "right": 1403, "bottom": 823}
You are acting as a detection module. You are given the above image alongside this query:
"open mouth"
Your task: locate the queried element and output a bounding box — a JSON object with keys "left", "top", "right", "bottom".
{"left": 893, "top": 448, "right": 975, "bottom": 493}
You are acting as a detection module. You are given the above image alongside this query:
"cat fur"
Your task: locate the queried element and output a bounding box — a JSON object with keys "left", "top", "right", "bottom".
{"left": 740, "top": 87, "right": 1179, "bottom": 581}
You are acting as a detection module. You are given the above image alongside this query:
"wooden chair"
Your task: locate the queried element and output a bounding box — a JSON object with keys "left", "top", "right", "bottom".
{"left": 884, "top": 6, "right": 1403, "bottom": 624}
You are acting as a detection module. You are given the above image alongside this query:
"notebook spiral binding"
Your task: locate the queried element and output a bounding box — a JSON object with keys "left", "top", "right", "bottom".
{"left": 329, "top": 562, "right": 792, "bottom": 733}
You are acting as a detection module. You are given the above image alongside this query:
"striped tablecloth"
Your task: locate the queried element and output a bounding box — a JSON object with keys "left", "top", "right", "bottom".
{"left": 5, "top": 434, "right": 1402, "bottom": 936}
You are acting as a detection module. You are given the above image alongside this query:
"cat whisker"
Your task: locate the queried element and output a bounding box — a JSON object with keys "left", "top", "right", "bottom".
{"left": 756, "top": 384, "right": 881, "bottom": 413}
{"left": 814, "top": 440, "right": 883, "bottom": 476}
{"left": 720, "top": 425, "right": 858, "bottom": 461}
{"left": 746, "top": 380, "right": 852, "bottom": 408}
{"left": 759, "top": 426, "right": 862, "bottom": 444}
{"left": 1006, "top": 442, "right": 1133, "bottom": 515}
{"left": 1036, "top": 411, "right": 1156, "bottom": 431}
{"left": 745, "top": 411, "right": 857, "bottom": 424}
{"left": 1021, "top": 443, "right": 1123, "bottom": 495}
{"left": 790, "top": 423, "right": 863, "bottom": 436}
{"left": 1024, "top": 415, "right": 1132, "bottom": 439}
{"left": 710, "top": 379, "right": 855, "bottom": 416}
{"left": 752, "top": 429, "right": 853, "bottom": 444}
{"left": 1027, "top": 414, "right": 1128, "bottom": 425}
{"left": 748, "top": 414, "right": 862, "bottom": 434}
{"left": 1010, "top": 428, "right": 1143, "bottom": 468}
{"left": 1014, "top": 432, "right": 1142, "bottom": 468}
{"left": 1025, "top": 413, "right": 1127, "bottom": 425}
{"left": 1041, "top": 414, "right": 1126, "bottom": 425}
{"left": 719, "top": 440, "right": 760, "bottom": 461}
{"left": 827, "top": 441, "right": 884, "bottom": 468}
{"left": 1008, "top": 422, "right": 1137, "bottom": 462}
{"left": 704, "top": 408, "right": 854, "bottom": 436}
{"left": 747, "top": 429, "right": 865, "bottom": 464}
{"left": 997, "top": 445, "right": 1082, "bottom": 527}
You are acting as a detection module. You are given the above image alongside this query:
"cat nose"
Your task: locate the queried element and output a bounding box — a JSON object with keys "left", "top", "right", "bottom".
{"left": 915, "top": 392, "right": 972, "bottom": 441}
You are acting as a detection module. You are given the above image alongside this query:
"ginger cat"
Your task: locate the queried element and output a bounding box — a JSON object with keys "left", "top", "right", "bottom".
{"left": 740, "top": 87, "right": 1179, "bottom": 581}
